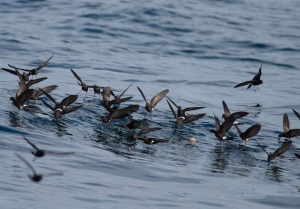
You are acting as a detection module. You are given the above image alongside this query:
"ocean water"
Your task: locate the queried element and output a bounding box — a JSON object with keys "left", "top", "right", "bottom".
{"left": 1, "top": 0, "right": 300, "bottom": 208}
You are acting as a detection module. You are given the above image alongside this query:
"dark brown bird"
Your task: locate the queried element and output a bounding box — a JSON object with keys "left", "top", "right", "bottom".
{"left": 15, "top": 153, "right": 63, "bottom": 182}
{"left": 167, "top": 99, "right": 205, "bottom": 128}
{"left": 87, "top": 105, "right": 140, "bottom": 123}
{"left": 111, "top": 82, "right": 133, "bottom": 104}
{"left": 31, "top": 85, "right": 58, "bottom": 100}
{"left": 120, "top": 122, "right": 161, "bottom": 140}
{"left": 210, "top": 112, "right": 248, "bottom": 141}
{"left": 10, "top": 89, "right": 34, "bottom": 109}
{"left": 235, "top": 124, "right": 261, "bottom": 143}
{"left": 278, "top": 113, "right": 300, "bottom": 140}
{"left": 2, "top": 67, "right": 31, "bottom": 82}
{"left": 124, "top": 114, "right": 141, "bottom": 130}
{"left": 88, "top": 85, "right": 103, "bottom": 100}
{"left": 222, "top": 101, "right": 244, "bottom": 125}
{"left": 166, "top": 96, "right": 205, "bottom": 117}
{"left": 137, "top": 135, "right": 169, "bottom": 145}
{"left": 22, "top": 135, "right": 76, "bottom": 160}
{"left": 41, "top": 99, "right": 83, "bottom": 117}
{"left": 101, "top": 86, "right": 132, "bottom": 112}
{"left": 38, "top": 88, "right": 78, "bottom": 109}
{"left": 255, "top": 139, "right": 292, "bottom": 165}
{"left": 70, "top": 69, "right": 92, "bottom": 100}
{"left": 9, "top": 53, "right": 54, "bottom": 79}
{"left": 234, "top": 63, "right": 263, "bottom": 90}
{"left": 137, "top": 87, "right": 169, "bottom": 113}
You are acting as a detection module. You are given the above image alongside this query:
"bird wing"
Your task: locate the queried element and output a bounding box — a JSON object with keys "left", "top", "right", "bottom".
{"left": 38, "top": 88, "right": 57, "bottom": 104}
{"left": 243, "top": 124, "right": 261, "bottom": 139}
{"left": 32, "top": 85, "right": 58, "bottom": 100}
{"left": 214, "top": 114, "right": 220, "bottom": 131}
{"left": 222, "top": 101, "right": 231, "bottom": 117}
{"left": 15, "top": 69, "right": 26, "bottom": 98}
{"left": 60, "top": 95, "right": 78, "bottom": 107}
{"left": 16, "top": 89, "right": 34, "bottom": 105}
{"left": 1, "top": 68, "right": 18, "bottom": 76}
{"left": 110, "top": 105, "right": 140, "bottom": 120}
{"left": 136, "top": 127, "right": 162, "bottom": 136}
{"left": 150, "top": 89, "right": 169, "bottom": 108}
{"left": 273, "top": 141, "right": 292, "bottom": 158}
{"left": 109, "top": 96, "right": 133, "bottom": 105}
{"left": 183, "top": 114, "right": 205, "bottom": 124}
{"left": 35, "top": 53, "right": 54, "bottom": 71}
{"left": 101, "top": 86, "right": 111, "bottom": 101}
{"left": 254, "top": 139, "right": 269, "bottom": 155}
{"left": 45, "top": 151, "right": 76, "bottom": 155}
{"left": 22, "top": 135, "right": 39, "bottom": 150}
{"left": 62, "top": 105, "right": 83, "bottom": 115}
{"left": 137, "top": 86, "right": 148, "bottom": 104}
{"left": 119, "top": 121, "right": 133, "bottom": 134}
{"left": 119, "top": 82, "right": 134, "bottom": 98}
{"left": 166, "top": 96, "right": 178, "bottom": 108}
{"left": 283, "top": 113, "right": 290, "bottom": 133}
{"left": 40, "top": 99, "right": 54, "bottom": 111}
{"left": 150, "top": 138, "right": 169, "bottom": 144}
{"left": 26, "top": 77, "right": 48, "bottom": 89}
{"left": 252, "top": 63, "right": 263, "bottom": 81}
{"left": 15, "top": 153, "right": 37, "bottom": 175}
{"left": 234, "top": 81, "right": 252, "bottom": 88}
{"left": 183, "top": 106, "right": 205, "bottom": 112}
{"left": 228, "top": 111, "right": 249, "bottom": 121}
{"left": 166, "top": 99, "right": 177, "bottom": 119}
{"left": 292, "top": 108, "right": 300, "bottom": 120}
{"left": 70, "top": 69, "right": 83, "bottom": 85}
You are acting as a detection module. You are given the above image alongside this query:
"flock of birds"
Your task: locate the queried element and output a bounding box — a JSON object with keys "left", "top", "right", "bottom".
{"left": 2, "top": 54, "right": 300, "bottom": 183}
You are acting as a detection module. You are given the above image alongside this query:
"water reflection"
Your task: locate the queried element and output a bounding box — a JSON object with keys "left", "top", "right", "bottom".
{"left": 265, "top": 165, "right": 285, "bottom": 183}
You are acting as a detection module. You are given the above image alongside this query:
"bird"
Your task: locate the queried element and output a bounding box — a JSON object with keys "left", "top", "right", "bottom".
{"left": 137, "top": 86, "right": 169, "bottom": 113}
{"left": 111, "top": 82, "right": 134, "bottom": 105}
{"left": 167, "top": 99, "right": 205, "bottom": 128}
{"left": 255, "top": 140, "right": 292, "bottom": 165}
{"left": 234, "top": 63, "right": 263, "bottom": 90}
{"left": 87, "top": 105, "right": 140, "bottom": 123}
{"left": 31, "top": 85, "right": 58, "bottom": 100}
{"left": 210, "top": 112, "right": 248, "bottom": 141}
{"left": 10, "top": 89, "right": 34, "bottom": 109}
{"left": 70, "top": 69, "right": 92, "bottom": 100}
{"left": 2, "top": 67, "right": 31, "bottom": 82}
{"left": 8, "top": 53, "right": 54, "bottom": 79}
{"left": 166, "top": 96, "right": 205, "bottom": 117}
{"left": 88, "top": 85, "right": 103, "bottom": 100}
{"left": 137, "top": 135, "right": 169, "bottom": 146}
{"left": 235, "top": 124, "right": 261, "bottom": 143}
{"left": 38, "top": 88, "right": 78, "bottom": 109}
{"left": 22, "top": 135, "right": 76, "bottom": 161}
{"left": 101, "top": 86, "right": 132, "bottom": 112}
{"left": 41, "top": 99, "right": 83, "bottom": 117}
{"left": 120, "top": 122, "right": 162, "bottom": 140}
{"left": 222, "top": 101, "right": 244, "bottom": 125}
{"left": 124, "top": 114, "right": 141, "bottom": 130}
{"left": 292, "top": 108, "right": 300, "bottom": 120}
{"left": 15, "top": 153, "right": 63, "bottom": 182}
{"left": 278, "top": 113, "right": 300, "bottom": 140}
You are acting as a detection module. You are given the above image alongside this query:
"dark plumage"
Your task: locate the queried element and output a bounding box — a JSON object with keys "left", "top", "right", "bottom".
{"left": 31, "top": 85, "right": 58, "bottom": 100}
{"left": 278, "top": 113, "right": 300, "bottom": 140}
{"left": 39, "top": 88, "right": 78, "bottom": 109}
{"left": 235, "top": 124, "right": 261, "bottom": 143}
{"left": 15, "top": 153, "right": 63, "bottom": 182}
{"left": 101, "top": 86, "right": 132, "bottom": 112}
{"left": 10, "top": 89, "right": 34, "bottom": 109}
{"left": 22, "top": 135, "right": 75, "bottom": 160}
{"left": 222, "top": 101, "right": 244, "bottom": 125}
{"left": 87, "top": 105, "right": 140, "bottom": 123}
{"left": 167, "top": 99, "right": 205, "bottom": 128}
{"left": 120, "top": 122, "right": 161, "bottom": 140}
{"left": 111, "top": 82, "right": 133, "bottom": 104}
{"left": 2, "top": 67, "right": 31, "bottom": 82}
{"left": 88, "top": 85, "right": 103, "bottom": 99}
{"left": 9, "top": 53, "right": 54, "bottom": 79}
{"left": 137, "top": 87, "right": 169, "bottom": 113}
{"left": 41, "top": 99, "right": 83, "bottom": 117}
{"left": 137, "top": 135, "right": 169, "bottom": 145}
{"left": 234, "top": 63, "right": 263, "bottom": 90}
{"left": 255, "top": 140, "right": 292, "bottom": 165}
{"left": 70, "top": 69, "right": 92, "bottom": 100}
{"left": 210, "top": 112, "right": 248, "bottom": 141}
{"left": 166, "top": 96, "right": 205, "bottom": 117}
{"left": 124, "top": 114, "right": 141, "bottom": 130}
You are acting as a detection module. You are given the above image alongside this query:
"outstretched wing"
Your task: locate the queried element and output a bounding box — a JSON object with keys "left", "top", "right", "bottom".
{"left": 70, "top": 69, "right": 83, "bottom": 85}
{"left": 283, "top": 113, "right": 290, "bottom": 133}
{"left": 60, "top": 95, "right": 78, "bottom": 107}
{"left": 222, "top": 101, "right": 231, "bottom": 117}
{"left": 234, "top": 81, "right": 252, "bottom": 88}
{"left": 62, "top": 105, "right": 83, "bottom": 115}
{"left": 252, "top": 63, "right": 263, "bottom": 81}
{"left": 150, "top": 89, "right": 169, "bottom": 108}
{"left": 119, "top": 82, "right": 133, "bottom": 98}
{"left": 22, "top": 135, "right": 39, "bottom": 150}
{"left": 273, "top": 141, "right": 292, "bottom": 158}
{"left": 183, "top": 114, "right": 205, "bottom": 124}
{"left": 243, "top": 124, "right": 261, "bottom": 139}
{"left": 137, "top": 86, "right": 148, "bottom": 104}
{"left": 166, "top": 99, "right": 177, "bottom": 119}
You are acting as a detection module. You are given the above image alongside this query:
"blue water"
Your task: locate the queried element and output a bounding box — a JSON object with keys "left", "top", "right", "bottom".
{"left": 1, "top": 0, "right": 300, "bottom": 208}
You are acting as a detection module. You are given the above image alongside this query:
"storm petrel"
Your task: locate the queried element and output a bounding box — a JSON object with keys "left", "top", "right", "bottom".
{"left": 255, "top": 139, "right": 292, "bottom": 165}
{"left": 222, "top": 101, "right": 245, "bottom": 125}
{"left": 166, "top": 96, "right": 205, "bottom": 117}
{"left": 31, "top": 85, "right": 58, "bottom": 100}
{"left": 278, "top": 113, "right": 300, "bottom": 140}
{"left": 235, "top": 124, "right": 261, "bottom": 143}
{"left": 70, "top": 69, "right": 92, "bottom": 100}
{"left": 137, "top": 86, "right": 169, "bottom": 113}
{"left": 15, "top": 153, "right": 63, "bottom": 182}
{"left": 120, "top": 121, "right": 161, "bottom": 140}
{"left": 234, "top": 63, "right": 263, "bottom": 90}
{"left": 167, "top": 99, "right": 205, "bottom": 128}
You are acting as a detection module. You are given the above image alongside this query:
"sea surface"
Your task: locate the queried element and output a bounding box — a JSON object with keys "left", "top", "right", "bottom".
{"left": 1, "top": 0, "right": 300, "bottom": 208}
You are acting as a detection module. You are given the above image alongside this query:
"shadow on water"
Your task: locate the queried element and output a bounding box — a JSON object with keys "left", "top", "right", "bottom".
{"left": 265, "top": 165, "right": 285, "bottom": 183}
